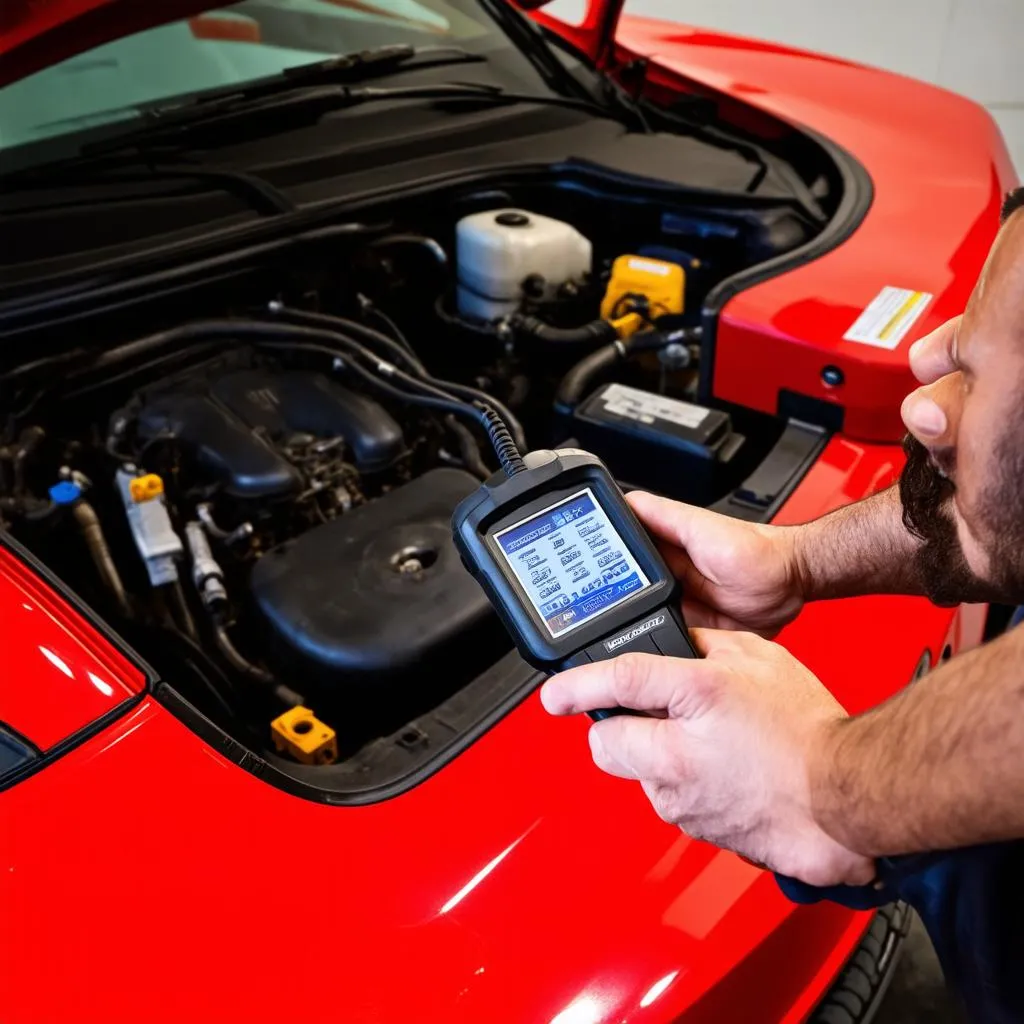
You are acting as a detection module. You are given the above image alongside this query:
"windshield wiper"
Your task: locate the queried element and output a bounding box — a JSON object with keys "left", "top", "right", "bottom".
{"left": 237, "top": 43, "right": 487, "bottom": 96}
{"left": 72, "top": 82, "right": 618, "bottom": 160}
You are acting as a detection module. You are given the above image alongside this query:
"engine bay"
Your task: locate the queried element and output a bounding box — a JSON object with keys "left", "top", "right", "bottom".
{"left": 0, "top": 181, "right": 829, "bottom": 797}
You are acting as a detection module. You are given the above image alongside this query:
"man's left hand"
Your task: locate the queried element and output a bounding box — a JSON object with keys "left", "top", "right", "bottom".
{"left": 540, "top": 629, "right": 876, "bottom": 887}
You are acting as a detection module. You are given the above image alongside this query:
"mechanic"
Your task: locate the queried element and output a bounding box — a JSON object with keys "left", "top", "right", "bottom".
{"left": 541, "top": 185, "right": 1024, "bottom": 1022}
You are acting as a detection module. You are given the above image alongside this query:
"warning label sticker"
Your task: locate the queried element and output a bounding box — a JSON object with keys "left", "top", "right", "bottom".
{"left": 843, "top": 286, "right": 933, "bottom": 350}
{"left": 601, "top": 383, "right": 709, "bottom": 429}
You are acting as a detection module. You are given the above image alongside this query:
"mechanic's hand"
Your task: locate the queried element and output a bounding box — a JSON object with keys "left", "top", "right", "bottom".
{"left": 541, "top": 629, "right": 876, "bottom": 888}
{"left": 625, "top": 491, "right": 805, "bottom": 638}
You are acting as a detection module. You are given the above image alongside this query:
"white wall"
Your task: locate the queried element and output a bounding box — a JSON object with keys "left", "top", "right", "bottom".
{"left": 549, "top": 0, "right": 1023, "bottom": 173}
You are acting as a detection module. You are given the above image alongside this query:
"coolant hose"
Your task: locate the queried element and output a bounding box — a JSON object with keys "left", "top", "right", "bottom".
{"left": 554, "top": 341, "right": 626, "bottom": 415}
{"left": 444, "top": 415, "right": 490, "bottom": 480}
{"left": 512, "top": 315, "right": 618, "bottom": 347}
{"left": 269, "top": 305, "right": 527, "bottom": 451}
{"left": 213, "top": 624, "right": 304, "bottom": 708}
{"left": 71, "top": 500, "right": 131, "bottom": 617}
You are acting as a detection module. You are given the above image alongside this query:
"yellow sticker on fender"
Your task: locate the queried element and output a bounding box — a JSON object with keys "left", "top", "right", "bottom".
{"left": 843, "top": 286, "right": 933, "bottom": 349}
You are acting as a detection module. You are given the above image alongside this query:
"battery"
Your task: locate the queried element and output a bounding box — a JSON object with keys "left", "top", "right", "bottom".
{"left": 570, "top": 383, "right": 744, "bottom": 501}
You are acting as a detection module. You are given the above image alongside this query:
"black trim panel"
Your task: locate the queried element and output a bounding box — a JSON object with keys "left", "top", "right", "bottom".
{"left": 156, "top": 645, "right": 543, "bottom": 806}
{"left": 711, "top": 419, "right": 828, "bottom": 523}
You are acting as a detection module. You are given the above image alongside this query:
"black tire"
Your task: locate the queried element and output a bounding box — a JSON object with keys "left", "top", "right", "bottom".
{"left": 809, "top": 902, "right": 912, "bottom": 1024}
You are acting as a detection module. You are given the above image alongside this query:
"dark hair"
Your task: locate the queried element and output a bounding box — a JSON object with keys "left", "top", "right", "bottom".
{"left": 1001, "top": 186, "right": 1024, "bottom": 223}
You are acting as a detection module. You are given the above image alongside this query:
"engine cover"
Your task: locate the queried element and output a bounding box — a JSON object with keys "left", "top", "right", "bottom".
{"left": 249, "top": 468, "right": 493, "bottom": 691}
{"left": 133, "top": 367, "right": 405, "bottom": 500}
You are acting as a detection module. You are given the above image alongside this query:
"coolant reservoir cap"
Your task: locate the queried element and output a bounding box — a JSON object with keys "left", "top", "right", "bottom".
{"left": 495, "top": 211, "right": 530, "bottom": 227}
{"left": 49, "top": 481, "right": 82, "bottom": 506}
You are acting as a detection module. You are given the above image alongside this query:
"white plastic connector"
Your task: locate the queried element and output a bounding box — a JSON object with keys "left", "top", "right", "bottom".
{"left": 115, "top": 470, "right": 182, "bottom": 586}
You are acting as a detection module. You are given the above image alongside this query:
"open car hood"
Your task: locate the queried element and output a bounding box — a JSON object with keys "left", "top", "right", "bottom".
{"left": 0, "top": 0, "right": 624, "bottom": 86}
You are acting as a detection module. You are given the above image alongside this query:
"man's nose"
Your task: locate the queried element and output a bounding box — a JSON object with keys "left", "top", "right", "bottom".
{"left": 901, "top": 374, "right": 961, "bottom": 447}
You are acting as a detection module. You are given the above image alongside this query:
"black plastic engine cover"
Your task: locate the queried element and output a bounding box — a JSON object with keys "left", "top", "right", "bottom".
{"left": 134, "top": 368, "right": 405, "bottom": 500}
{"left": 211, "top": 370, "right": 404, "bottom": 473}
{"left": 136, "top": 391, "right": 301, "bottom": 500}
{"left": 250, "top": 468, "right": 494, "bottom": 689}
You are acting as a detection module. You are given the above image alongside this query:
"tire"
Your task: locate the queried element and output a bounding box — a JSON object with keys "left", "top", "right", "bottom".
{"left": 809, "top": 902, "right": 912, "bottom": 1024}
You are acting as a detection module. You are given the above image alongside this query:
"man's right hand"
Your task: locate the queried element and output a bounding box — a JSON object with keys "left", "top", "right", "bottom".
{"left": 626, "top": 491, "right": 807, "bottom": 638}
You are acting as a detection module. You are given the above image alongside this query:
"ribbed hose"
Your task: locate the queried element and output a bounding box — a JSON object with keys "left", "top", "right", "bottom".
{"left": 479, "top": 405, "right": 525, "bottom": 477}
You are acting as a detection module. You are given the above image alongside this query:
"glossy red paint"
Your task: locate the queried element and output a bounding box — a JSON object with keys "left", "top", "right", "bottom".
{"left": 0, "top": 442, "right": 981, "bottom": 1024}
{"left": 613, "top": 16, "right": 1019, "bottom": 443}
{"left": 0, "top": 545, "right": 144, "bottom": 751}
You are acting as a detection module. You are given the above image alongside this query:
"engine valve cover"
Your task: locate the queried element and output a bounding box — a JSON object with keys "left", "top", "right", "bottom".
{"left": 134, "top": 368, "right": 405, "bottom": 500}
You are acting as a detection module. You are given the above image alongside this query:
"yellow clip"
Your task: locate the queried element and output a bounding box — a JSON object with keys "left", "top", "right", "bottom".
{"left": 271, "top": 706, "right": 338, "bottom": 766}
{"left": 609, "top": 312, "right": 646, "bottom": 339}
{"left": 129, "top": 473, "right": 164, "bottom": 503}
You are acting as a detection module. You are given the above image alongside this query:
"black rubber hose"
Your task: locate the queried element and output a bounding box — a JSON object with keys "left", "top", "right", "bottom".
{"left": 269, "top": 304, "right": 527, "bottom": 450}
{"left": 255, "top": 340, "right": 504, "bottom": 450}
{"left": 434, "top": 294, "right": 499, "bottom": 339}
{"left": 367, "top": 233, "right": 449, "bottom": 271}
{"left": 437, "top": 382, "right": 525, "bottom": 453}
{"left": 267, "top": 303, "right": 426, "bottom": 373}
{"left": 445, "top": 415, "right": 491, "bottom": 480}
{"left": 71, "top": 499, "right": 132, "bottom": 617}
{"left": 166, "top": 579, "right": 199, "bottom": 642}
{"left": 213, "top": 624, "right": 305, "bottom": 708}
{"left": 12, "top": 426, "right": 45, "bottom": 497}
{"left": 65, "top": 321, "right": 425, "bottom": 401}
{"left": 362, "top": 302, "right": 416, "bottom": 357}
{"left": 555, "top": 341, "right": 626, "bottom": 414}
{"left": 512, "top": 315, "right": 617, "bottom": 347}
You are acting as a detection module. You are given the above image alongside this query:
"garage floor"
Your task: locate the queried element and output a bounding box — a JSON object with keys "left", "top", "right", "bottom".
{"left": 875, "top": 915, "right": 964, "bottom": 1023}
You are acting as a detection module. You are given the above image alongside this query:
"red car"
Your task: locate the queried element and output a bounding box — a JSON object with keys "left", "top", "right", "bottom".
{"left": 0, "top": 1, "right": 1016, "bottom": 1021}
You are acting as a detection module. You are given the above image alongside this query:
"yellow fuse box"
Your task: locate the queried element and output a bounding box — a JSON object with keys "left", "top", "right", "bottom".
{"left": 271, "top": 706, "right": 338, "bottom": 765}
{"left": 129, "top": 473, "right": 164, "bottom": 503}
{"left": 601, "top": 255, "right": 685, "bottom": 338}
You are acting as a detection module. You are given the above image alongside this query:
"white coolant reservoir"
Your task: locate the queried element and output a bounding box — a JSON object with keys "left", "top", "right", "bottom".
{"left": 455, "top": 209, "right": 592, "bottom": 321}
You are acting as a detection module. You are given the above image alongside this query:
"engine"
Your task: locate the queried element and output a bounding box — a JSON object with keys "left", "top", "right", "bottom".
{"left": 0, "top": 199, "right": 772, "bottom": 782}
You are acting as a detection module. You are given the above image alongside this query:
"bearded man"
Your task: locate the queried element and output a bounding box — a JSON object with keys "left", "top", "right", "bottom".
{"left": 542, "top": 187, "right": 1024, "bottom": 1021}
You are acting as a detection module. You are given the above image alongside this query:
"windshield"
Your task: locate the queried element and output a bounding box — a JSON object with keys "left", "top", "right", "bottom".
{"left": 0, "top": 0, "right": 530, "bottom": 154}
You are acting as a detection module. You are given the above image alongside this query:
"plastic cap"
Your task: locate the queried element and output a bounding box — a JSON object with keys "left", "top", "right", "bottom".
{"left": 495, "top": 211, "right": 530, "bottom": 227}
{"left": 49, "top": 481, "right": 82, "bottom": 506}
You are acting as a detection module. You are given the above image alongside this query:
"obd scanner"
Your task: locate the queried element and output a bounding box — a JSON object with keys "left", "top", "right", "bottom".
{"left": 452, "top": 447, "right": 697, "bottom": 718}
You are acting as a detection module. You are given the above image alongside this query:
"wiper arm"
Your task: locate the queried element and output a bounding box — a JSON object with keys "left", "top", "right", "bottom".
{"left": 79, "top": 82, "right": 618, "bottom": 159}
{"left": 1, "top": 160, "right": 296, "bottom": 217}
{"left": 249, "top": 44, "right": 487, "bottom": 95}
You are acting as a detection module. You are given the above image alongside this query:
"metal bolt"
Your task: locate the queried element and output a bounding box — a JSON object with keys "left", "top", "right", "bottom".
{"left": 822, "top": 365, "right": 845, "bottom": 387}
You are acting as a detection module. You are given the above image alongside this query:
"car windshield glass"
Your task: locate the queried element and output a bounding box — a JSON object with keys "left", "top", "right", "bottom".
{"left": 0, "top": 0, "right": 536, "bottom": 155}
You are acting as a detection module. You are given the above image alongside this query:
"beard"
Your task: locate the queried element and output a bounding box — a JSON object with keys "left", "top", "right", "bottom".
{"left": 899, "top": 433, "right": 1024, "bottom": 605}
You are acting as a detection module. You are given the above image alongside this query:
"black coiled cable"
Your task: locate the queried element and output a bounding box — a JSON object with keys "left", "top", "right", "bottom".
{"left": 479, "top": 404, "right": 525, "bottom": 477}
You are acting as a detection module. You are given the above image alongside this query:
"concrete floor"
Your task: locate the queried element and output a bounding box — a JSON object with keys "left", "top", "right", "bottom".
{"left": 875, "top": 915, "right": 964, "bottom": 1024}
